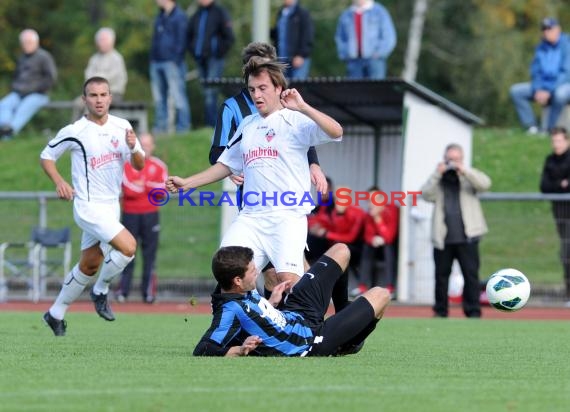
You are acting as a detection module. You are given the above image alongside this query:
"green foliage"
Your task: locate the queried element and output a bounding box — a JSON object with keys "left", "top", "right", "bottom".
{"left": 1, "top": 313, "right": 569, "bottom": 411}
{"left": 3, "top": 0, "right": 570, "bottom": 126}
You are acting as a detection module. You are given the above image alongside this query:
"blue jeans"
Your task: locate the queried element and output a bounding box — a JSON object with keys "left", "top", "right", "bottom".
{"left": 284, "top": 57, "right": 311, "bottom": 80}
{"left": 150, "top": 61, "right": 191, "bottom": 133}
{"left": 346, "top": 58, "right": 387, "bottom": 79}
{"left": 510, "top": 82, "right": 570, "bottom": 130}
{"left": 0, "top": 92, "right": 49, "bottom": 134}
{"left": 196, "top": 57, "right": 225, "bottom": 128}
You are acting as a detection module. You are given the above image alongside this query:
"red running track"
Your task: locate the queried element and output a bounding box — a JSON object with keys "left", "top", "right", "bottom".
{"left": 1, "top": 301, "right": 568, "bottom": 320}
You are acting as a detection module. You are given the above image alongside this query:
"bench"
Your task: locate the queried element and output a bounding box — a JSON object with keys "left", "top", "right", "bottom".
{"left": 44, "top": 100, "right": 149, "bottom": 133}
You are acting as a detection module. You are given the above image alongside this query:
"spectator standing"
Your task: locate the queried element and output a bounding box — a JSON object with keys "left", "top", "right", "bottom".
{"left": 117, "top": 133, "right": 168, "bottom": 304}
{"left": 187, "top": 0, "right": 235, "bottom": 127}
{"left": 420, "top": 144, "right": 491, "bottom": 318}
{"left": 539, "top": 127, "right": 570, "bottom": 305}
{"left": 510, "top": 17, "right": 570, "bottom": 134}
{"left": 150, "top": 0, "right": 191, "bottom": 134}
{"left": 270, "top": 0, "right": 314, "bottom": 80}
{"left": 72, "top": 27, "right": 128, "bottom": 120}
{"left": 0, "top": 29, "right": 57, "bottom": 141}
{"left": 334, "top": 0, "right": 396, "bottom": 80}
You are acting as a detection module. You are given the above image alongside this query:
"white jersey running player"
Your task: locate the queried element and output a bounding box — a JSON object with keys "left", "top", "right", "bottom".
{"left": 41, "top": 76, "right": 145, "bottom": 336}
{"left": 167, "top": 58, "right": 343, "bottom": 289}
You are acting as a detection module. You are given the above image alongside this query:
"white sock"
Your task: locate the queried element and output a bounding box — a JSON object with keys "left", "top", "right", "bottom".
{"left": 93, "top": 250, "right": 134, "bottom": 295}
{"left": 49, "top": 265, "right": 92, "bottom": 320}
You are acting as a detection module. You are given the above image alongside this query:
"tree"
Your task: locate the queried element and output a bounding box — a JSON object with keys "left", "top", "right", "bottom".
{"left": 402, "top": 0, "right": 429, "bottom": 82}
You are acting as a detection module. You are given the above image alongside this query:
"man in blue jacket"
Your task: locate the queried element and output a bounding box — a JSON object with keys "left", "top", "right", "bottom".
{"left": 187, "top": 0, "right": 234, "bottom": 128}
{"left": 510, "top": 17, "right": 570, "bottom": 134}
{"left": 150, "top": 0, "right": 191, "bottom": 134}
{"left": 270, "top": 0, "right": 314, "bottom": 80}
{"left": 335, "top": 0, "right": 396, "bottom": 79}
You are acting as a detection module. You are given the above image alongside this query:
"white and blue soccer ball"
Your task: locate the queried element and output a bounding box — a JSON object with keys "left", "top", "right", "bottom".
{"left": 485, "top": 268, "right": 531, "bottom": 312}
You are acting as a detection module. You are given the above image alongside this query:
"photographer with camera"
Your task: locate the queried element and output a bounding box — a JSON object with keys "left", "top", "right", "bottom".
{"left": 421, "top": 143, "right": 492, "bottom": 318}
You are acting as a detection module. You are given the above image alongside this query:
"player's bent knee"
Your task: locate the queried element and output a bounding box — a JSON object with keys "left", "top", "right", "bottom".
{"left": 110, "top": 229, "right": 137, "bottom": 257}
{"left": 325, "top": 243, "right": 350, "bottom": 269}
{"left": 362, "top": 287, "right": 391, "bottom": 312}
{"left": 123, "top": 242, "right": 137, "bottom": 257}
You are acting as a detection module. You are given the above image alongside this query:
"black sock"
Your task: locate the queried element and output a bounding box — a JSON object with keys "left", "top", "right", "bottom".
{"left": 331, "top": 270, "right": 350, "bottom": 312}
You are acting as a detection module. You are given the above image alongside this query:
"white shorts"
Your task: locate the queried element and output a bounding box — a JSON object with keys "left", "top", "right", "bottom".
{"left": 220, "top": 212, "right": 307, "bottom": 277}
{"left": 73, "top": 199, "right": 124, "bottom": 251}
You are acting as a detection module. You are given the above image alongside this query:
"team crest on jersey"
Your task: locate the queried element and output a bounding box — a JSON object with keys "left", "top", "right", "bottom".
{"left": 110, "top": 136, "right": 119, "bottom": 149}
{"left": 265, "top": 128, "right": 276, "bottom": 142}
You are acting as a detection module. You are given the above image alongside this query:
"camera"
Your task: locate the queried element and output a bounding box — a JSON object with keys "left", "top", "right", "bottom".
{"left": 445, "top": 160, "right": 457, "bottom": 171}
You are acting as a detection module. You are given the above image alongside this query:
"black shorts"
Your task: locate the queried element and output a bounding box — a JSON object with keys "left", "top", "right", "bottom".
{"left": 308, "top": 297, "right": 375, "bottom": 356}
{"left": 282, "top": 254, "right": 377, "bottom": 356}
{"left": 282, "top": 255, "right": 342, "bottom": 325}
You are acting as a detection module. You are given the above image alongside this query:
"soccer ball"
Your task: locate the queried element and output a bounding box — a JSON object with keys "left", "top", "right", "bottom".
{"left": 485, "top": 268, "right": 531, "bottom": 312}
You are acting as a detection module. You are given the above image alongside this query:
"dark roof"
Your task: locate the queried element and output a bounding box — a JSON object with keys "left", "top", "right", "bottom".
{"left": 207, "top": 77, "right": 483, "bottom": 127}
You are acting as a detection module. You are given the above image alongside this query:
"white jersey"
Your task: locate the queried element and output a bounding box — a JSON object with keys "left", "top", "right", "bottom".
{"left": 40, "top": 115, "right": 133, "bottom": 202}
{"left": 218, "top": 108, "right": 342, "bottom": 215}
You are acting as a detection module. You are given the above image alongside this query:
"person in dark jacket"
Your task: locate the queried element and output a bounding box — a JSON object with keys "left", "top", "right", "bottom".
{"left": 540, "top": 126, "right": 570, "bottom": 304}
{"left": 187, "top": 0, "right": 235, "bottom": 127}
{"left": 510, "top": 17, "right": 570, "bottom": 134}
{"left": 270, "top": 0, "right": 314, "bottom": 80}
{"left": 0, "top": 29, "right": 57, "bottom": 140}
{"left": 150, "top": 0, "right": 191, "bottom": 134}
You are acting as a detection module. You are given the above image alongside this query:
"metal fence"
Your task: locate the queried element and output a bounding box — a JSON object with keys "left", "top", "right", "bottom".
{"left": 1, "top": 191, "right": 569, "bottom": 303}
{"left": 0, "top": 191, "right": 221, "bottom": 301}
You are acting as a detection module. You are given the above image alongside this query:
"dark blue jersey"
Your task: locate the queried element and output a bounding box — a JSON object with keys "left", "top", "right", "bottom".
{"left": 193, "top": 289, "right": 315, "bottom": 356}
{"left": 209, "top": 89, "right": 256, "bottom": 165}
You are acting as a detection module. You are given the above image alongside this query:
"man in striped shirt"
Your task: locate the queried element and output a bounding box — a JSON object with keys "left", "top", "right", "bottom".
{"left": 193, "top": 243, "right": 391, "bottom": 357}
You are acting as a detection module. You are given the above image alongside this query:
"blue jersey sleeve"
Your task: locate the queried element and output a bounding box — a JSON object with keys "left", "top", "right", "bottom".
{"left": 193, "top": 303, "right": 244, "bottom": 356}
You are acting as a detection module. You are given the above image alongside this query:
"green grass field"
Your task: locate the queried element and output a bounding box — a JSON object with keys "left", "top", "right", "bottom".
{"left": 0, "top": 311, "right": 568, "bottom": 412}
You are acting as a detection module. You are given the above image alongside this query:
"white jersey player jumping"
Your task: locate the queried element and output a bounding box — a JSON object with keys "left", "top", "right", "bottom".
{"left": 166, "top": 58, "right": 343, "bottom": 289}
{"left": 41, "top": 76, "right": 145, "bottom": 336}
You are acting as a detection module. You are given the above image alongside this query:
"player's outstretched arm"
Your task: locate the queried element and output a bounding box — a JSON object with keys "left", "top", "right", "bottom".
{"left": 166, "top": 162, "right": 232, "bottom": 193}
{"left": 280, "top": 88, "right": 343, "bottom": 139}
{"left": 40, "top": 159, "right": 75, "bottom": 201}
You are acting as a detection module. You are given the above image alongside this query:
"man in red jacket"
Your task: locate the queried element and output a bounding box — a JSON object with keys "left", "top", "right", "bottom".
{"left": 117, "top": 133, "right": 168, "bottom": 303}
